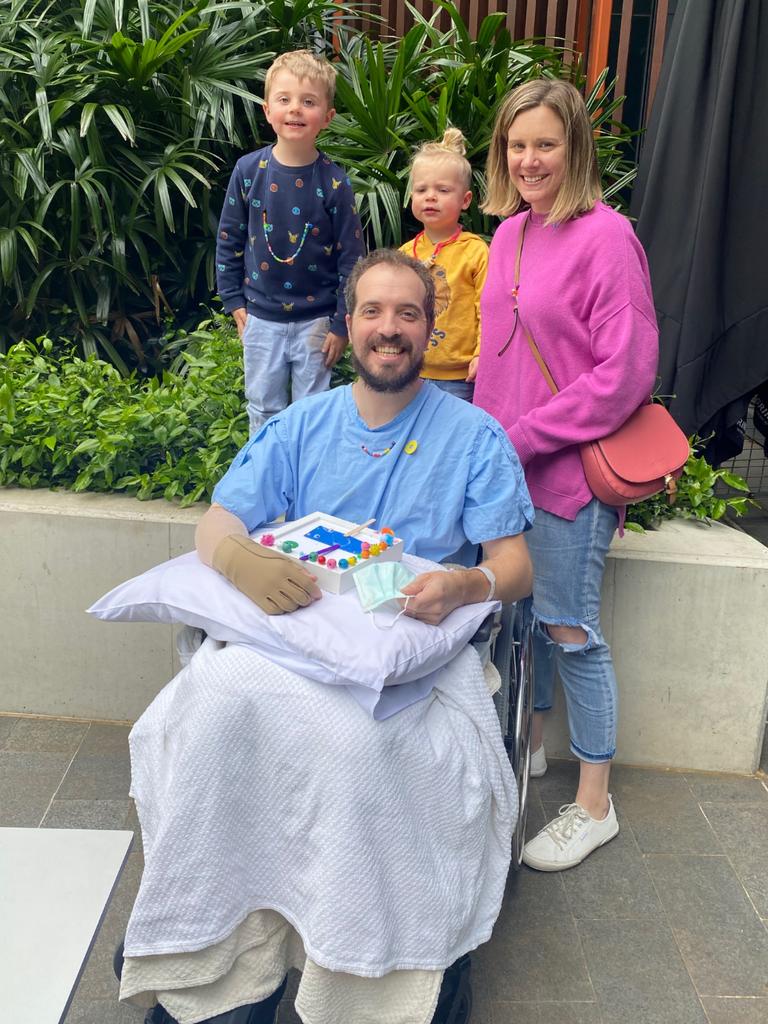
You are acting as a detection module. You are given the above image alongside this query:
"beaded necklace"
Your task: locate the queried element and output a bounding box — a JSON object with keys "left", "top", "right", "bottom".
{"left": 412, "top": 225, "right": 463, "bottom": 266}
{"left": 262, "top": 213, "right": 312, "bottom": 264}
{"left": 361, "top": 441, "right": 398, "bottom": 458}
{"left": 261, "top": 149, "right": 317, "bottom": 265}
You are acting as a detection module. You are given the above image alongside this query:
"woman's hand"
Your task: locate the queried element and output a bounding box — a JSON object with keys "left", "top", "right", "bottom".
{"left": 466, "top": 356, "right": 479, "bottom": 382}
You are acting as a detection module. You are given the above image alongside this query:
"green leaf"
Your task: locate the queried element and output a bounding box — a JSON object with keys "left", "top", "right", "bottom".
{"left": 82, "top": 0, "right": 98, "bottom": 38}
{"left": 0, "top": 383, "right": 16, "bottom": 420}
{"left": 102, "top": 104, "right": 135, "bottom": 145}
{"left": 718, "top": 470, "right": 750, "bottom": 492}
{"left": 0, "top": 228, "right": 18, "bottom": 285}
{"left": 710, "top": 499, "right": 727, "bottom": 520}
{"left": 79, "top": 102, "right": 98, "bottom": 138}
{"left": 35, "top": 87, "right": 52, "bottom": 145}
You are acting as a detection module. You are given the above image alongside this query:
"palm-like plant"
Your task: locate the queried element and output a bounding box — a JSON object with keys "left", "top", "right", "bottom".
{"left": 0, "top": 0, "right": 346, "bottom": 365}
{"left": 324, "top": 1, "right": 637, "bottom": 246}
{"left": 0, "top": 0, "right": 636, "bottom": 369}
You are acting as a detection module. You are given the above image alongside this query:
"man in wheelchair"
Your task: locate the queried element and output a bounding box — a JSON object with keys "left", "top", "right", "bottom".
{"left": 118, "top": 250, "right": 534, "bottom": 1024}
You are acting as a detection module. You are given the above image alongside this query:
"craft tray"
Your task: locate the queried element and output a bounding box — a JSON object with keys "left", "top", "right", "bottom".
{"left": 256, "top": 512, "right": 404, "bottom": 594}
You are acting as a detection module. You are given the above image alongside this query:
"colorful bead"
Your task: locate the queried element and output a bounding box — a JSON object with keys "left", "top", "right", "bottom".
{"left": 317, "top": 555, "right": 326, "bottom": 565}
{"left": 327, "top": 558, "right": 337, "bottom": 569}
{"left": 360, "top": 442, "right": 397, "bottom": 458}
{"left": 404, "top": 439, "right": 418, "bottom": 455}
{"left": 369, "top": 544, "right": 380, "bottom": 556}
{"left": 361, "top": 541, "right": 370, "bottom": 551}
{"left": 347, "top": 555, "right": 357, "bottom": 566}
{"left": 309, "top": 551, "right": 318, "bottom": 562}
{"left": 260, "top": 534, "right": 275, "bottom": 546}
{"left": 360, "top": 549, "right": 370, "bottom": 559}
{"left": 262, "top": 210, "right": 313, "bottom": 264}
{"left": 380, "top": 527, "right": 394, "bottom": 536}
{"left": 338, "top": 558, "right": 349, "bottom": 569}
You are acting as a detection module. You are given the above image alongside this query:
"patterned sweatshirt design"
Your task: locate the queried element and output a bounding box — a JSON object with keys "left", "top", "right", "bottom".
{"left": 216, "top": 146, "right": 365, "bottom": 337}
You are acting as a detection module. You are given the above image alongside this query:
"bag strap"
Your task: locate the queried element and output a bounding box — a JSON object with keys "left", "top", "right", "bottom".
{"left": 511, "top": 211, "right": 678, "bottom": 503}
{"left": 512, "top": 214, "right": 560, "bottom": 396}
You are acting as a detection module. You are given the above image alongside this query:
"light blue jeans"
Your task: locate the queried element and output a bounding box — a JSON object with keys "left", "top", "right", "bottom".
{"left": 427, "top": 378, "right": 475, "bottom": 402}
{"left": 243, "top": 313, "right": 332, "bottom": 434}
{"left": 526, "top": 499, "right": 619, "bottom": 763}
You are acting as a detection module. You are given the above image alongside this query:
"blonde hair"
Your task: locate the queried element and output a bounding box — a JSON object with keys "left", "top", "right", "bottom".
{"left": 265, "top": 50, "right": 337, "bottom": 107}
{"left": 411, "top": 128, "right": 472, "bottom": 191}
{"left": 482, "top": 79, "right": 602, "bottom": 224}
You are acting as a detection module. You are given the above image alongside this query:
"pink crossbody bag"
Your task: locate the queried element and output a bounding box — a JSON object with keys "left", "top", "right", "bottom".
{"left": 502, "top": 214, "right": 689, "bottom": 507}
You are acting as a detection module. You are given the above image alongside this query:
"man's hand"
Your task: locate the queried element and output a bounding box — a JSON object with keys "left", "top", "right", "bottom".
{"left": 212, "top": 535, "right": 321, "bottom": 615}
{"left": 401, "top": 535, "right": 533, "bottom": 625}
{"left": 322, "top": 331, "right": 347, "bottom": 368}
{"left": 466, "top": 355, "right": 479, "bottom": 382}
{"left": 232, "top": 307, "right": 247, "bottom": 339}
{"left": 400, "top": 570, "right": 473, "bottom": 626}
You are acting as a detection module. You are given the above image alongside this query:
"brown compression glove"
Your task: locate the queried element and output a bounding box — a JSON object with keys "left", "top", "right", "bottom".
{"left": 211, "top": 534, "right": 316, "bottom": 615}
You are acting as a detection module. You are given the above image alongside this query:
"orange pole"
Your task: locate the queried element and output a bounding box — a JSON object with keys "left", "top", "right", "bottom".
{"left": 586, "top": 0, "right": 613, "bottom": 91}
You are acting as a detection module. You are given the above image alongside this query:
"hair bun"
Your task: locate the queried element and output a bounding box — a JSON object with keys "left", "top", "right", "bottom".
{"left": 440, "top": 128, "right": 467, "bottom": 155}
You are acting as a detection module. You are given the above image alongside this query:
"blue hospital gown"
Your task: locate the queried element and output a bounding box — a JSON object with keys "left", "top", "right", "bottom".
{"left": 213, "top": 382, "right": 534, "bottom": 563}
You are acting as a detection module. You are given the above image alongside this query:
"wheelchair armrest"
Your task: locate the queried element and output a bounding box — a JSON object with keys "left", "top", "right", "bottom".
{"left": 470, "top": 611, "right": 497, "bottom": 646}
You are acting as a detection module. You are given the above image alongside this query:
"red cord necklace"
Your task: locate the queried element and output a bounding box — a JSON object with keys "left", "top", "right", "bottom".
{"left": 412, "top": 226, "right": 463, "bottom": 266}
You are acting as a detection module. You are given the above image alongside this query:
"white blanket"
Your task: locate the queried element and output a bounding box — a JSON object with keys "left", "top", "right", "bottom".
{"left": 125, "top": 638, "right": 517, "bottom": 976}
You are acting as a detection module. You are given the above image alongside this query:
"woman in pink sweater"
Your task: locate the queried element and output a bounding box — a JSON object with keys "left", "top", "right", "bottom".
{"left": 474, "top": 80, "right": 659, "bottom": 871}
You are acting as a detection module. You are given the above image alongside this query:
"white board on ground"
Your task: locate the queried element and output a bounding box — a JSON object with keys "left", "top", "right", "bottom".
{"left": 0, "top": 827, "right": 133, "bottom": 1023}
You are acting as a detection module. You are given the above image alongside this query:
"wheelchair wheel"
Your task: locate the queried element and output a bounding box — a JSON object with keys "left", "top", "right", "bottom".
{"left": 509, "top": 603, "right": 535, "bottom": 869}
{"left": 450, "top": 985, "right": 472, "bottom": 1024}
{"left": 432, "top": 954, "right": 472, "bottom": 1024}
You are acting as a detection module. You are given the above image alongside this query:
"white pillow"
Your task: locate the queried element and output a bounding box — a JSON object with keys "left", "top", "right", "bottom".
{"left": 88, "top": 550, "right": 498, "bottom": 705}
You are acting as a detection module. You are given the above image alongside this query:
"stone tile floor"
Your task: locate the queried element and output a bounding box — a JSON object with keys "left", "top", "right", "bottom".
{"left": 1, "top": 715, "right": 766, "bottom": 1024}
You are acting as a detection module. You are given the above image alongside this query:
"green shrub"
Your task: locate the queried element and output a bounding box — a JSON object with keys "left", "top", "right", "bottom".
{"left": 625, "top": 449, "right": 755, "bottom": 531}
{"left": 1, "top": 320, "right": 243, "bottom": 503}
{"left": 0, "top": 315, "right": 355, "bottom": 503}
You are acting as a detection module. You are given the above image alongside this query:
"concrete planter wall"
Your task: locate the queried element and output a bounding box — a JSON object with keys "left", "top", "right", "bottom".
{"left": 2, "top": 488, "right": 767, "bottom": 772}
{"left": 1, "top": 489, "right": 205, "bottom": 723}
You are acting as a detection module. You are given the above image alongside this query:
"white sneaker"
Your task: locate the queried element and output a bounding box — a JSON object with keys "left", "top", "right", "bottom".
{"left": 530, "top": 745, "right": 547, "bottom": 778}
{"left": 522, "top": 795, "right": 619, "bottom": 871}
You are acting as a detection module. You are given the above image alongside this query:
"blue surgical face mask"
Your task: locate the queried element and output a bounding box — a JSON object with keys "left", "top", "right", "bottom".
{"left": 354, "top": 561, "right": 416, "bottom": 629}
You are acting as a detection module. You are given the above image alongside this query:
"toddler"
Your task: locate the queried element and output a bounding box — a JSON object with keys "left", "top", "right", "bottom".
{"left": 399, "top": 129, "right": 488, "bottom": 401}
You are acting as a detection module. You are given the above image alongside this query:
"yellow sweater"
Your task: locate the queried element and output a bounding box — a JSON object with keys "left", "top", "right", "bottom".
{"left": 399, "top": 230, "right": 489, "bottom": 380}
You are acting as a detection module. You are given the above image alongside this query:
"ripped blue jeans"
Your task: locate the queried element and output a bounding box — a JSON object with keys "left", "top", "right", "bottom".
{"left": 526, "top": 499, "right": 619, "bottom": 763}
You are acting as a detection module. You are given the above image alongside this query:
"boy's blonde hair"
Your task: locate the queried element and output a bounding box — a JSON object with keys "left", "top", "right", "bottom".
{"left": 264, "top": 50, "right": 337, "bottom": 107}
{"left": 482, "top": 79, "right": 602, "bottom": 224}
{"left": 411, "top": 128, "right": 472, "bottom": 191}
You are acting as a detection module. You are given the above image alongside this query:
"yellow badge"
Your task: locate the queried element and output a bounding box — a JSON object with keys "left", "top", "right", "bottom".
{"left": 404, "top": 439, "right": 418, "bottom": 455}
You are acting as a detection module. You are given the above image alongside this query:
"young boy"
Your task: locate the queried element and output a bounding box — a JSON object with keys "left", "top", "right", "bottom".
{"left": 216, "top": 51, "right": 365, "bottom": 433}
{"left": 399, "top": 129, "right": 488, "bottom": 402}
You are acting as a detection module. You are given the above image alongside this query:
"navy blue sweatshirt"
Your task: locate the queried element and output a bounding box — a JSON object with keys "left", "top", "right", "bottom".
{"left": 216, "top": 146, "right": 365, "bottom": 337}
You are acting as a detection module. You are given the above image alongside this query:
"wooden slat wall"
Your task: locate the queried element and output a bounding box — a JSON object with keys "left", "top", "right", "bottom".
{"left": 646, "top": 0, "right": 670, "bottom": 118}
{"left": 365, "top": 0, "right": 584, "bottom": 50}
{"left": 357, "top": 1, "right": 672, "bottom": 128}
